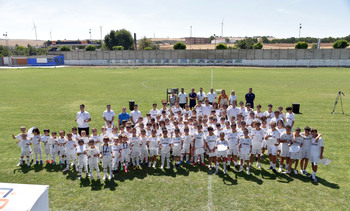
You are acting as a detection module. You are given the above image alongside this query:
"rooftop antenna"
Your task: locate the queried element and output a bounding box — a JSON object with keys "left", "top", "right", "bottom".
{"left": 221, "top": 18, "right": 224, "bottom": 37}
{"left": 32, "top": 21, "right": 38, "bottom": 40}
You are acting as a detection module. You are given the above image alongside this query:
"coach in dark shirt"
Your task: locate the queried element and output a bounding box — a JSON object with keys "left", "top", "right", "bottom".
{"left": 245, "top": 88, "right": 255, "bottom": 109}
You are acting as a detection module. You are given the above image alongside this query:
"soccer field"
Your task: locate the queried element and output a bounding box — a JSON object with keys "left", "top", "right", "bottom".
{"left": 0, "top": 66, "right": 349, "bottom": 210}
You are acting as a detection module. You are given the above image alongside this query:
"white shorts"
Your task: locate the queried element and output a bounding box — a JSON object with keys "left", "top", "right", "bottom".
{"left": 227, "top": 148, "right": 238, "bottom": 156}
{"left": 309, "top": 152, "right": 320, "bottom": 165}
{"left": 88, "top": 158, "right": 99, "bottom": 169}
{"left": 240, "top": 153, "right": 250, "bottom": 161}
{"left": 21, "top": 150, "right": 31, "bottom": 157}
{"left": 161, "top": 151, "right": 170, "bottom": 158}
{"left": 301, "top": 149, "right": 311, "bottom": 159}
{"left": 267, "top": 145, "right": 277, "bottom": 156}
{"left": 122, "top": 150, "right": 130, "bottom": 162}
{"left": 44, "top": 146, "right": 51, "bottom": 154}
{"left": 182, "top": 145, "right": 191, "bottom": 154}
{"left": 140, "top": 148, "right": 148, "bottom": 158}
{"left": 208, "top": 149, "right": 216, "bottom": 157}
{"left": 262, "top": 140, "right": 267, "bottom": 148}
{"left": 78, "top": 155, "right": 87, "bottom": 168}
{"left": 251, "top": 144, "right": 262, "bottom": 155}
{"left": 195, "top": 147, "right": 205, "bottom": 155}
{"left": 280, "top": 145, "right": 291, "bottom": 158}
{"left": 149, "top": 148, "right": 158, "bottom": 157}
{"left": 33, "top": 147, "right": 42, "bottom": 154}
{"left": 172, "top": 146, "right": 182, "bottom": 157}
{"left": 290, "top": 151, "right": 301, "bottom": 160}
{"left": 102, "top": 155, "right": 113, "bottom": 168}
{"left": 66, "top": 152, "right": 76, "bottom": 161}
{"left": 277, "top": 144, "right": 282, "bottom": 151}
{"left": 216, "top": 150, "right": 227, "bottom": 158}
{"left": 131, "top": 150, "right": 140, "bottom": 159}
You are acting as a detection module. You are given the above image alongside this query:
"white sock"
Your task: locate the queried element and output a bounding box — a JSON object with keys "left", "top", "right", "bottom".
{"left": 216, "top": 163, "right": 219, "bottom": 171}
{"left": 223, "top": 162, "right": 226, "bottom": 171}
{"left": 228, "top": 161, "right": 231, "bottom": 165}
{"left": 27, "top": 157, "right": 30, "bottom": 164}
{"left": 234, "top": 161, "right": 237, "bottom": 165}
{"left": 201, "top": 154, "right": 204, "bottom": 163}
{"left": 270, "top": 161, "right": 273, "bottom": 166}
{"left": 186, "top": 154, "right": 189, "bottom": 161}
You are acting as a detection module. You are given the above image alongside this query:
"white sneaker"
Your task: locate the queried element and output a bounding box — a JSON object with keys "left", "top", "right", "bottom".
{"left": 62, "top": 167, "right": 69, "bottom": 172}
{"left": 71, "top": 163, "right": 74, "bottom": 166}
{"left": 160, "top": 165, "right": 164, "bottom": 169}
{"left": 148, "top": 162, "right": 151, "bottom": 167}
{"left": 27, "top": 163, "right": 30, "bottom": 166}
{"left": 256, "top": 163, "right": 261, "bottom": 169}
{"left": 103, "top": 175, "right": 107, "bottom": 180}
{"left": 247, "top": 169, "right": 250, "bottom": 175}
{"left": 109, "top": 175, "right": 113, "bottom": 180}
{"left": 223, "top": 170, "right": 227, "bottom": 175}
{"left": 283, "top": 170, "right": 290, "bottom": 174}
{"left": 239, "top": 166, "right": 243, "bottom": 172}
{"left": 86, "top": 173, "right": 90, "bottom": 177}
{"left": 278, "top": 167, "right": 282, "bottom": 172}
{"left": 300, "top": 170, "right": 304, "bottom": 174}
{"left": 152, "top": 163, "right": 156, "bottom": 168}
{"left": 17, "top": 162, "right": 21, "bottom": 167}
{"left": 294, "top": 170, "right": 298, "bottom": 174}
{"left": 313, "top": 176, "right": 317, "bottom": 182}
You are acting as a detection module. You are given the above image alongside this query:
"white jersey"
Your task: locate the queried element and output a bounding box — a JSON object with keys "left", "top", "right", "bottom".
{"left": 100, "top": 145, "right": 112, "bottom": 156}
{"left": 32, "top": 135, "right": 41, "bottom": 149}
{"left": 87, "top": 147, "right": 99, "bottom": 162}
{"left": 240, "top": 136, "right": 252, "bottom": 153}
{"left": 301, "top": 134, "right": 312, "bottom": 150}
{"left": 251, "top": 129, "right": 264, "bottom": 145}
{"left": 90, "top": 135, "right": 100, "bottom": 148}
{"left": 206, "top": 92, "right": 217, "bottom": 103}
{"left": 65, "top": 140, "right": 76, "bottom": 153}
{"left": 140, "top": 136, "right": 148, "bottom": 150}
{"left": 149, "top": 136, "right": 159, "bottom": 150}
{"left": 254, "top": 111, "right": 264, "bottom": 119}
{"left": 112, "top": 144, "right": 122, "bottom": 155}
{"left": 182, "top": 135, "right": 192, "bottom": 147}
{"left": 285, "top": 113, "right": 295, "bottom": 127}
{"left": 76, "top": 145, "right": 87, "bottom": 155}
{"left": 130, "top": 137, "right": 141, "bottom": 151}
{"left": 41, "top": 135, "right": 51, "bottom": 148}
{"left": 197, "top": 91, "right": 206, "bottom": 102}
{"left": 178, "top": 93, "right": 188, "bottom": 104}
{"left": 160, "top": 137, "right": 171, "bottom": 152}
{"left": 202, "top": 105, "right": 212, "bottom": 117}
{"left": 205, "top": 134, "right": 217, "bottom": 150}
{"left": 263, "top": 111, "right": 274, "bottom": 124}
{"left": 194, "top": 132, "right": 205, "bottom": 149}
{"left": 280, "top": 132, "right": 293, "bottom": 145}
{"left": 18, "top": 139, "right": 31, "bottom": 152}
{"left": 227, "top": 132, "right": 239, "bottom": 149}
{"left": 149, "top": 109, "right": 159, "bottom": 119}
{"left": 310, "top": 137, "right": 324, "bottom": 155}
{"left": 49, "top": 137, "right": 58, "bottom": 152}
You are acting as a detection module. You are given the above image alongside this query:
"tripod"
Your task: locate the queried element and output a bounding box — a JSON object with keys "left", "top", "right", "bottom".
{"left": 332, "top": 91, "right": 345, "bottom": 114}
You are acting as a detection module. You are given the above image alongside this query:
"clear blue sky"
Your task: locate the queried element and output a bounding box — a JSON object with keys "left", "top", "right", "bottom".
{"left": 1, "top": 0, "right": 349, "bottom": 40}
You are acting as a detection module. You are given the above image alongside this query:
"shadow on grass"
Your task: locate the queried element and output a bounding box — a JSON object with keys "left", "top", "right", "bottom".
{"left": 44, "top": 164, "right": 64, "bottom": 172}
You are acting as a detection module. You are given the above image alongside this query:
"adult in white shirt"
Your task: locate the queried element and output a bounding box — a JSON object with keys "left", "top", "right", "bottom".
{"left": 130, "top": 104, "right": 142, "bottom": 125}
{"left": 197, "top": 87, "right": 206, "bottom": 102}
{"left": 103, "top": 104, "right": 115, "bottom": 126}
{"left": 202, "top": 99, "right": 213, "bottom": 117}
{"left": 206, "top": 88, "right": 217, "bottom": 105}
{"left": 227, "top": 101, "right": 240, "bottom": 121}
{"left": 178, "top": 88, "right": 188, "bottom": 109}
{"left": 75, "top": 104, "right": 91, "bottom": 135}
{"left": 229, "top": 90, "right": 237, "bottom": 105}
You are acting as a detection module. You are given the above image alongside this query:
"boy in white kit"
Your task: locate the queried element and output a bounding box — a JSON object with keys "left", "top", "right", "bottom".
{"left": 239, "top": 129, "right": 252, "bottom": 175}
{"left": 41, "top": 129, "right": 51, "bottom": 164}
{"left": 160, "top": 129, "right": 171, "bottom": 169}
{"left": 309, "top": 129, "right": 324, "bottom": 182}
{"left": 76, "top": 139, "right": 88, "bottom": 179}
{"left": 181, "top": 127, "right": 192, "bottom": 164}
{"left": 57, "top": 130, "right": 67, "bottom": 166}
{"left": 139, "top": 129, "right": 149, "bottom": 166}
{"left": 215, "top": 132, "right": 229, "bottom": 175}
{"left": 16, "top": 133, "right": 31, "bottom": 166}
{"left": 205, "top": 126, "right": 217, "bottom": 169}
{"left": 265, "top": 122, "right": 280, "bottom": 174}
{"left": 193, "top": 124, "right": 206, "bottom": 166}
{"left": 112, "top": 137, "right": 122, "bottom": 173}
{"left": 63, "top": 132, "right": 78, "bottom": 172}
{"left": 87, "top": 139, "right": 100, "bottom": 180}
{"left": 31, "top": 128, "right": 43, "bottom": 165}
{"left": 49, "top": 131, "right": 58, "bottom": 165}
{"left": 148, "top": 129, "right": 159, "bottom": 168}
{"left": 100, "top": 137, "right": 113, "bottom": 180}
{"left": 250, "top": 122, "right": 264, "bottom": 169}
{"left": 278, "top": 125, "right": 293, "bottom": 172}
{"left": 285, "top": 107, "right": 295, "bottom": 130}
{"left": 300, "top": 126, "right": 312, "bottom": 175}
{"left": 121, "top": 135, "right": 131, "bottom": 173}
{"left": 227, "top": 124, "right": 240, "bottom": 171}
{"left": 130, "top": 128, "right": 142, "bottom": 170}
{"left": 172, "top": 128, "right": 183, "bottom": 168}
{"left": 285, "top": 127, "right": 303, "bottom": 174}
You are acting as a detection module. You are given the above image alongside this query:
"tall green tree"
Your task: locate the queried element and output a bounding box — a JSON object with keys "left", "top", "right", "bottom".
{"left": 104, "top": 29, "right": 134, "bottom": 50}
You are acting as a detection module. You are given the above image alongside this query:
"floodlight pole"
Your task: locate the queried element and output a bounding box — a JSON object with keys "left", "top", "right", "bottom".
{"left": 100, "top": 26, "right": 103, "bottom": 46}
{"left": 89, "top": 29, "right": 91, "bottom": 40}
{"left": 190, "top": 26, "right": 192, "bottom": 50}
{"left": 3, "top": 33, "right": 11, "bottom": 66}
{"left": 298, "top": 23, "right": 302, "bottom": 39}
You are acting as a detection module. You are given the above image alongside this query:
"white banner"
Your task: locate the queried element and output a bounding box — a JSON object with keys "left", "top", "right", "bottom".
{"left": 0, "top": 183, "right": 49, "bottom": 211}
{"left": 36, "top": 58, "right": 48, "bottom": 64}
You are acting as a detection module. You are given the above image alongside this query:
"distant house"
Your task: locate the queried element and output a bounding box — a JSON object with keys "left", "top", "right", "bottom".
{"left": 185, "top": 37, "right": 211, "bottom": 45}
{"left": 211, "top": 37, "right": 235, "bottom": 44}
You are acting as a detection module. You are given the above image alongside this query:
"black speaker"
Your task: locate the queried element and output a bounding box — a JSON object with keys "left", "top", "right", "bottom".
{"left": 292, "top": 103, "right": 300, "bottom": 114}
{"left": 129, "top": 100, "right": 135, "bottom": 111}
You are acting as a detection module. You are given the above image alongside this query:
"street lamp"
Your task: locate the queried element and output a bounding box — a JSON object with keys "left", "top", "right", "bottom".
{"left": 3, "top": 32, "right": 11, "bottom": 66}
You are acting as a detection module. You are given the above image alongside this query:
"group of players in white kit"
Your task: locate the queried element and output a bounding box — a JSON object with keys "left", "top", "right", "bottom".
{"left": 13, "top": 101, "right": 325, "bottom": 183}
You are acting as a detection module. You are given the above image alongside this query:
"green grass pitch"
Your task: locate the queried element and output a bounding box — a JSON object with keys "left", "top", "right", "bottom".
{"left": 0, "top": 66, "right": 349, "bottom": 210}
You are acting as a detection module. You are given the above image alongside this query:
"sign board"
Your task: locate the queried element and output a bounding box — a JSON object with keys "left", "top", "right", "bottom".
{"left": 0, "top": 183, "right": 49, "bottom": 211}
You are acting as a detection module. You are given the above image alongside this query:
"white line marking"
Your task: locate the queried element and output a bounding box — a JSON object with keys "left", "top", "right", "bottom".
{"left": 141, "top": 81, "right": 152, "bottom": 88}
{"left": 208, "top": 175, "right": 213, "bottom": 211}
